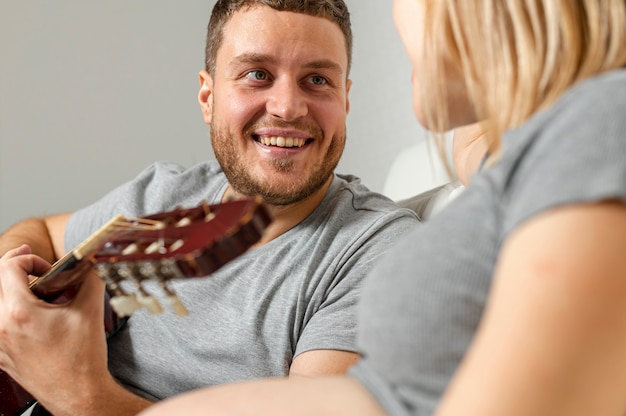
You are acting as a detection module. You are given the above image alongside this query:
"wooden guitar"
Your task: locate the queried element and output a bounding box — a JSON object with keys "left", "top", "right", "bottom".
{"left": 0, "top": 197, "right": 272, "bottom": 416}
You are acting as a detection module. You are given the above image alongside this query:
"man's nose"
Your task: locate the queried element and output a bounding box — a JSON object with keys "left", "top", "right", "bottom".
{"left": 266, "top": 80, "right": 309, "bottom": 121}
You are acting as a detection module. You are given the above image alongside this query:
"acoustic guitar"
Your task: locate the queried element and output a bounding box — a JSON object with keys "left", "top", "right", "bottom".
{"left": 0, "top": 197, "right": 272, "bottom": 416}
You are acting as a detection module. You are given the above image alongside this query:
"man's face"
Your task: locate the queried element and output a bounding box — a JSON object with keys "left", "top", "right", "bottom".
{"left": 199, "top": 6, "right": 351, "bottom": 206}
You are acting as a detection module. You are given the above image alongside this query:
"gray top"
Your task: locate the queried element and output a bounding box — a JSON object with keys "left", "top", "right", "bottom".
{"left": 349, "top": 69, "right": 626, "bottom": 415}
{"left": 65, "top": 161, "right": 419, "bottom": 400}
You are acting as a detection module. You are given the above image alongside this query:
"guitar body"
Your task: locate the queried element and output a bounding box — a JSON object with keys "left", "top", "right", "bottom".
{"left": 0, "top": 197, "right": 271, "bottom": 416}
{"left": 0, "top": 375, "right": 35, "bottom": 416}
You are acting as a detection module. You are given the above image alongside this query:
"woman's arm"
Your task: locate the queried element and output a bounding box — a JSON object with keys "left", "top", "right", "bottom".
{"left": 437, "top": 201, "right": 626, "bottom": 415}
{"left": 139, "top": 375, "right": 385, "bottom": 416}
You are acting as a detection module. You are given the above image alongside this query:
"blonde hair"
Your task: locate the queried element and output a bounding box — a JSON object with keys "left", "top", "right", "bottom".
{"left": 422, "top": 0, "right": 626, "bottom": 158}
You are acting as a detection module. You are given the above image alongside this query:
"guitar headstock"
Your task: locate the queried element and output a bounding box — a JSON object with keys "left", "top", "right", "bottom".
{"left": 30, "top": 197, "right": 272, "bottom": 317}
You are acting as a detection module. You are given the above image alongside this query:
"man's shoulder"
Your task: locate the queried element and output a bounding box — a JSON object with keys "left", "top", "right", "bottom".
{"left": 291, "top": 174, "right": 419, "bottom": 267}
{"left": 138, "top": 160, "right": 226, "bottom": 200}
{"left": 326, "top": 174, "right": 420, "bottom": 225}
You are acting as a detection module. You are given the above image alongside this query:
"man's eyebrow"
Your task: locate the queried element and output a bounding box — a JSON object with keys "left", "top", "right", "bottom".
{"left": 305, "top": 59, "right": 343, "bottom": 73}
{"left": 232, "top": 53, "right": 276, "bottom": 66}
{"left": 231, "top": 53, "right": 343, "bottom": 73}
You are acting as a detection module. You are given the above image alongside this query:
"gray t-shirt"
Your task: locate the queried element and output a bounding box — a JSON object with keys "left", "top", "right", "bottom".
{"left": 65, "top": 162, "right": 419, "bottom": 400}
{"left": 350, "top": 69, "right": 626, "bottom": 415}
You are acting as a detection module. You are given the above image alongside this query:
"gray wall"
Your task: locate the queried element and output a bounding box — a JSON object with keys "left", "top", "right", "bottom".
{"left": 0, "top": 1, "right": 426, "bottom": 231}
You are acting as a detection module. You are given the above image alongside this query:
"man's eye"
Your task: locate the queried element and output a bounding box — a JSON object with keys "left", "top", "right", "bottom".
{"left": 245, "top": 70, "right": 269, "bottom": 81}
{"left": 309, "top": 75, "right": 328, "bottom": 86}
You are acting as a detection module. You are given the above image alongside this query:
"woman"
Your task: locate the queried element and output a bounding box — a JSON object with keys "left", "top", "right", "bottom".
{"left": 6, "top": 0, "right": 626, "bottom": 414}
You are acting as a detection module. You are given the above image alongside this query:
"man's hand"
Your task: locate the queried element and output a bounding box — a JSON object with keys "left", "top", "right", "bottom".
{"left": 0, "top": 245, "right": 142, "bottom": 415}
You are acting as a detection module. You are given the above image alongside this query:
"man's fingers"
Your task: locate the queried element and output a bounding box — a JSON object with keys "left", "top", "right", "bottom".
{"left": 17, "top": 254, "right": 52, "bottom": 278}
{"left": 0, "top": 245, "right": 51, "bottom": 276}
{"left": 0, "top": 252, "right": 53, "bottom": 298}
{"left": 0, "top": 244, "right": 32, "bottom": 260}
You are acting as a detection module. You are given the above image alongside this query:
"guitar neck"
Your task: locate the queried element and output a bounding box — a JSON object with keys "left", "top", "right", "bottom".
{"left": 28, "top": 215, "right": 127, "bottom": 302}
{"left": 26, "top": 197, "right": 271, "bottom": 316}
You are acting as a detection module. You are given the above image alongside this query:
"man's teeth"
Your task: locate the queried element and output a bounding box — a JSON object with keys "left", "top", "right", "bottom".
{"left": 258, "top": 136, "right": 306, "bottom": 148}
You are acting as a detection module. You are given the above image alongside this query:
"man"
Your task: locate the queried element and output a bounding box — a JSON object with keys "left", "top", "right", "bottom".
{"left": 0, "top": 1, "right": 418, "bottom": 415}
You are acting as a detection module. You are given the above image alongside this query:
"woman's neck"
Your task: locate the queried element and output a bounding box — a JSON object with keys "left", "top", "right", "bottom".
{"left": 452, "top": 123, "right": 488, "bottom": 186}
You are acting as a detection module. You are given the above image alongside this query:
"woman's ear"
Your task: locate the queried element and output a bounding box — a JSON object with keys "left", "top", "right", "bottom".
{"left": 198, "top": 70, "right": 214, "bottom": 125}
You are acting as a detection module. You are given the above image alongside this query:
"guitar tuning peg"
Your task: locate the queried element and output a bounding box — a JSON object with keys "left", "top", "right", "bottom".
{"left": 165, "top": 295, "right": 189, "bottom": 316}
{"left": 109, "top": 293, "right": 141, "bottom": 317}
{"left": 176, "top": 217, "right": 192, "bottom": 227}
{"left": 137, "top": 294, "right": 164, "bottom": 315}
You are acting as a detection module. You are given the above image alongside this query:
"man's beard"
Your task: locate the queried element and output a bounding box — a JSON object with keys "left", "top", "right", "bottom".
{"left": 210, "top": 122, "right": 345, "bottom": 206}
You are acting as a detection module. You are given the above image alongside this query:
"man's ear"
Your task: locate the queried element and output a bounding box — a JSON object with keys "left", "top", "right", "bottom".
{"left": 198, "top": 70, "right": 214, "bottom": 125}
{"left": 345, "top": 79, "right": 352, "bottom": 114}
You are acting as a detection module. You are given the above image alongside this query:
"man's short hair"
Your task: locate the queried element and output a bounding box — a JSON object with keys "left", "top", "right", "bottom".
{"left": 205, "top": 0, "right": 353, "bottom": 76}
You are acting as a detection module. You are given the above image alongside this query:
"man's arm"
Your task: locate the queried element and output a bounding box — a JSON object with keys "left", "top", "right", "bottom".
{"left": 289, "top": 350, "right": 360, "bottom": 377}
{"left": 0, "top": 213, "right": 71, "bottom": 261}
{"left": 286, "top": 210, "right": 417, "bottom": 379}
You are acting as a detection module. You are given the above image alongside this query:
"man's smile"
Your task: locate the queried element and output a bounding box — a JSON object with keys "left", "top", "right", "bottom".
{"left": 254, "top": 135, "right": 310, "bottom": 148}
